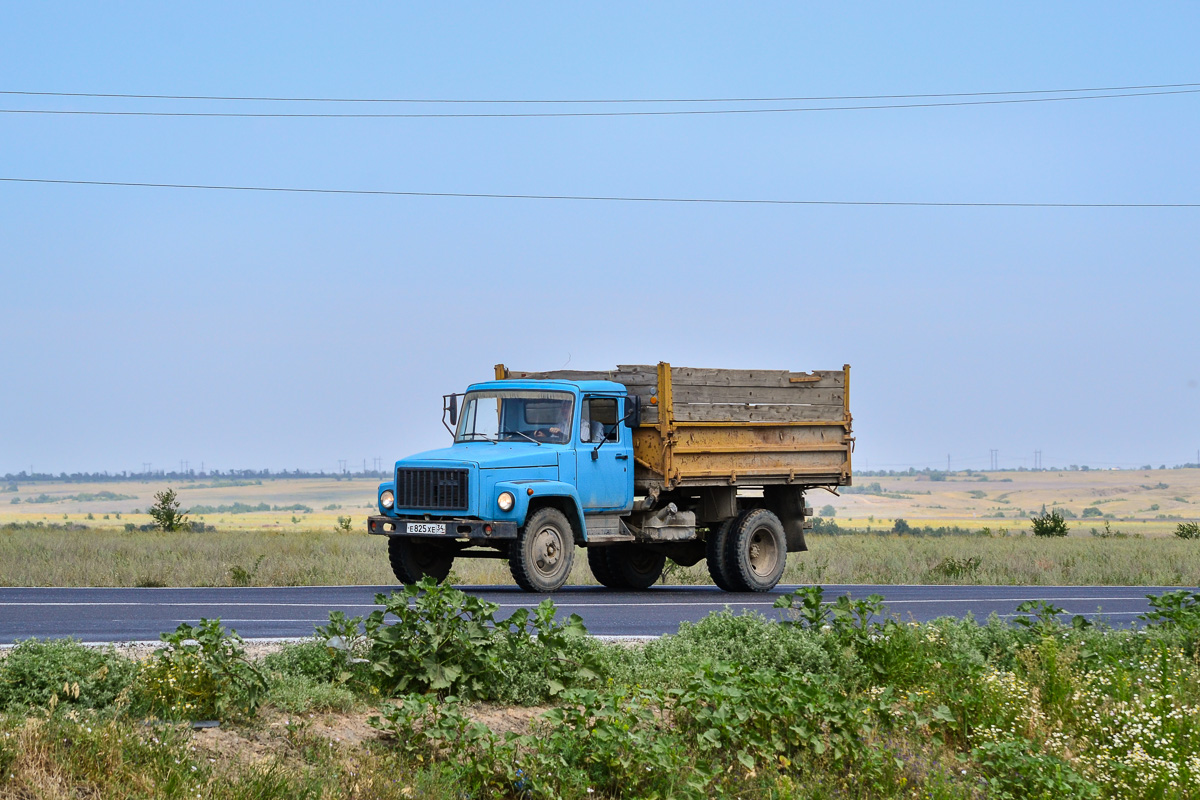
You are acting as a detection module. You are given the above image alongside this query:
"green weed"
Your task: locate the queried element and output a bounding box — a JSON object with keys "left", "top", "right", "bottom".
{"left": 929, "top": 555, "right": 982, "bottom": 580}
{"left": 0, "top": 639, "right": 135, "bottom": 712}
{"left": 1139, "top": 589, "right": 1200, "bottom": 632}
{"left": 134, "top": 619, "right": 267, "bottom": 720}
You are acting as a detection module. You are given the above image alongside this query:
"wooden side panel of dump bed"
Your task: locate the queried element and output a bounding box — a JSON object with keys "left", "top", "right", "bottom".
{"left": 495, "top": 363, "right": 853, "bottom": 492}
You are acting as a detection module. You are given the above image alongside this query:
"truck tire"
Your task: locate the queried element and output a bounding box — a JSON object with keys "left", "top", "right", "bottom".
{"left": 587, "top": 546, "right": 622, "bottom": 588}
{"left": 725, "top": 508, "right": 787, "bottom": 592}
{"left": 706, "top": 514, "right": 743, "bottom": 591}
{"left": 609, "top": 544, "right": 666, "bottom": 590}
{"left": 510, "top": 508, "right": 575, "bottom": 592}
{"left": 388, "top": 536, "right": 454, "bottom": 585}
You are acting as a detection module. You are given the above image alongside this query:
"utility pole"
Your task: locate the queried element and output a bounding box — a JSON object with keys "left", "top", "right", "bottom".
{"left": 947, "top": 454, "right": 951, "bottom": 472}
{"left": 989, "top": 449, "right": 998, "bottom": 471}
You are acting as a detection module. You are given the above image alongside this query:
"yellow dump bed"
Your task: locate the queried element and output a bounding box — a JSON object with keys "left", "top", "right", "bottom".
{"left": 495, "top": 363, "right": 853, "bottom": 492}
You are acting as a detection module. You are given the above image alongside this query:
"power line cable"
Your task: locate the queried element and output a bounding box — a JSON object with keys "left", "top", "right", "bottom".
{"left": 1, "top": 88, "right": 1197, "bottom": 118}
{"left": 3, "top": 81, "right": 1198, "bottom": 104}
{"left": 2, "top": 177, "right": 1197, "bottom": 207}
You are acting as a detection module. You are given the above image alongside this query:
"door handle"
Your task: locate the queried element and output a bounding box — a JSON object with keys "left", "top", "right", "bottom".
{"left": 615, "top": 453, "right": 629, "bottom": 460}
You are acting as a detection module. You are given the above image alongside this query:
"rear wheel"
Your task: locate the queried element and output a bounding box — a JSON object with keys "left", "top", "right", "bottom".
{"left": 509, "top": 508, "right": 575, "bottom": 592}
{"left": 587, "top": 546, "right": 622, "bottom": 588}
{"left": 609, "top": 544, "right": 666, "bottom": 590}
{"left": 706, "top": 514, "right": 743, "bottom": 591}
{"left": 725, "top": 508, "right": 787, "bottom": 592}
{"left": 388, "top": 536, "right": 454, "bottom": 585}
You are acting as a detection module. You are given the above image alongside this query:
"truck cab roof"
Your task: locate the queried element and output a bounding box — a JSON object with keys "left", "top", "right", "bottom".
{"left": 465, "top": 378, "right": 628, "bottom": 395}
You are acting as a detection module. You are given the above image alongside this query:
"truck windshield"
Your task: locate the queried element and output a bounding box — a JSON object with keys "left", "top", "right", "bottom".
{"left": 456, "top": 390, "right": 575, "bottom": 444}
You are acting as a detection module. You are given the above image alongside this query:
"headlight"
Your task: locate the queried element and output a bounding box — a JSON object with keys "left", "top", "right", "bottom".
{"left": 497, "top": 491, "right": 515, "bottom": 512}
{"left": 380, "top": 490, "right": 394, "bottom": 509}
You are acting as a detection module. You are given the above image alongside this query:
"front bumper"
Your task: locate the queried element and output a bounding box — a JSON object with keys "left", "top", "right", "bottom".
{"left": 367, "top": 515, "right": 518, "bottom": 540}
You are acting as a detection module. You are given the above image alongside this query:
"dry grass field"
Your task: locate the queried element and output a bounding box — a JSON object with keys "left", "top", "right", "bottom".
{"left": 1, "top": 469, "right": 1197, "bottom": 587}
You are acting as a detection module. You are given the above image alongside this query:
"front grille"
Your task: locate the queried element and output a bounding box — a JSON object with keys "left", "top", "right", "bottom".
{"left": 395, "top": 468, "right": 469, "bottom": 510}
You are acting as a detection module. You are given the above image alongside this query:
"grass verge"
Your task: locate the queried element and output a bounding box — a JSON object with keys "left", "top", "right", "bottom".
{"left": 4, "top": 523, "right": 1200, "bottom": 587}
{"left": 2, "top": 582, "right": 1200, "bottom": 798}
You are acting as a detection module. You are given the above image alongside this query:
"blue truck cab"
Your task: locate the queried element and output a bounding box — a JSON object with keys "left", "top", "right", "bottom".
{"left": 367, "top": 378, "right": 642, "bottom": 591}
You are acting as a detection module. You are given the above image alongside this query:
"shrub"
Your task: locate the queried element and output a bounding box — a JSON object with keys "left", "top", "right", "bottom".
{"left": 1031, "top": 510, "right": 1069, "bottom": 537}
{"left": 134, "top": 619, "right": 267, "bottom": 720}
{"left": 372, "top": 662, "right": 890, "bottom": 800}
{"left": 492, "top": 600, "right": 604, "bottom": 704}
{"left": 228, "top": 554, "right": 265, "bottom": 586}
{"left": 775, "top": 586, "right": 886, "bottom": 643}
{"left": 266, "top": 673, "right": 357, "bottom": 714}
{"left": 262, "top": 640, "right": 344, "bottom": 683}
{"left": 930, "top": 555, "right": 982, "bottom": 580}
{"left": 1139, "top": 590, "right": 1200, "bottom": 632}
{"left": 606, "top": 610, "right": 832, "bottom": 689}
{"left": 352, "top": 577, "right": 601, "bottom": 702}
{"left": 892, "top": 518, "right": 911, "bottom": 534}
{"left": 147, "top": 487, "right": 190, "bottom": 532}
{"left": 971, "top": 739, "right": 1100, "bottom": 799}
{"left": 1081, "top": 506, "right": 1103, "bottom": 518}
{"left": 0, "top": 639, "right": 136, "bottom": 711}
{"left": 1090, "top": 520, "right": 1128, "bottom": 538}
{"left": 1176, "top": 521, "right": 1200, "bottom": 540}
{"left": 819, "top": 504, "right": 836, "bottom": 517}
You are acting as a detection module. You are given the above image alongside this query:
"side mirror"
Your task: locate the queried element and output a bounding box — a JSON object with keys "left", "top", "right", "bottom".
{"left": 447, "top": 394, "right": 458, "bottom": 426}
{"left": 624, "top": 395, "right": 642, "bottom": 428}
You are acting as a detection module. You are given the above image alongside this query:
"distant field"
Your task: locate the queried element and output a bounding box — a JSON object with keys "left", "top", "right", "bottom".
{"left": 0, "top": 476, "right": 379, "bottom": 533}
{"left": 1, "top": 469, "right": 1197, "bottom": 587}
{"left": 824, "top": 467, "right": 1200, "bottom": 538}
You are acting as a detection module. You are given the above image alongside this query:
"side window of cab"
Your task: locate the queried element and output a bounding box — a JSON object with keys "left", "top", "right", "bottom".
{"left": 581, "top": 397, "right": 619, "bottom": 444}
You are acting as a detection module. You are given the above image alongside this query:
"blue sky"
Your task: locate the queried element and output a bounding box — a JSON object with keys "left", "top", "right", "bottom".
{"left": 1, "top": 3, "right": 1197, "bottom": 475}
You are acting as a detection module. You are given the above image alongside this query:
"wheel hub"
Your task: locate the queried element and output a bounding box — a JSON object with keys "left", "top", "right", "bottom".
{"left": 748, "top": 529, "right": 779, "bottom": 577}
{"left": 533, "top": 527, "right": 562, "bottom": 573}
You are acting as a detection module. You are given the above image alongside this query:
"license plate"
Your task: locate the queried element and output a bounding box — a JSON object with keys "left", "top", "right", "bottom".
{"left": 406, "top": 522, "right": 447, "bottom": 535}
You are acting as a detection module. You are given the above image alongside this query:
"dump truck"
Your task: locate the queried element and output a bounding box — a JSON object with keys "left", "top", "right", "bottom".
{"left": 367, "top": 363, "right": 853, "bottom": 592}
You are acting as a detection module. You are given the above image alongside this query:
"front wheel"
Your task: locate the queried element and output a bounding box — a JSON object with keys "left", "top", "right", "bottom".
{"left": 388, "top": 536, "right": 454, "bottom": 584}
{"left": 509, "top": 508, "right": 576, "bottom": 592}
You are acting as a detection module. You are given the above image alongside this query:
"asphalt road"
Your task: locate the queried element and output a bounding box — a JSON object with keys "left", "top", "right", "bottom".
{"left": 0, "top": 584, "right": 1187, "bottom": 643}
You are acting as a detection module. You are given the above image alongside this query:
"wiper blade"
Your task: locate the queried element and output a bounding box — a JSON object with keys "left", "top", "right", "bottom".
{"left": 508, "top": 430, "right": 541, "bottom": 446}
